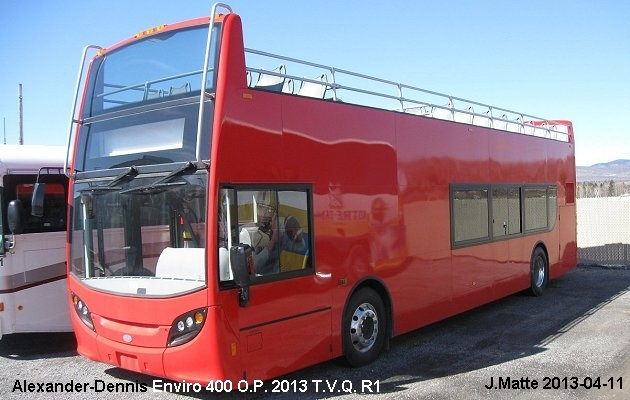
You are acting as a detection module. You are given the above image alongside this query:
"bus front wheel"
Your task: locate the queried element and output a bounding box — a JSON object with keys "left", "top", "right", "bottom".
{"left": 529, "top": 247, "right": 548, "bottom": 297}
{"left": 342, "top": 288, "right": 387, "bottom": 367}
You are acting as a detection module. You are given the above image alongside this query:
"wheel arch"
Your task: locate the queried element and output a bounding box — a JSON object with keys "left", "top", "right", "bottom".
{"left": 532, "top": 240, "right": 549, "bottom": 265}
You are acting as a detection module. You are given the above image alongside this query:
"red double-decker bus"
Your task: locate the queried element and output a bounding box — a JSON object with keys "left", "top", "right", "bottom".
{"left": 65, "top": 3, "right": 576, "bottom": 384}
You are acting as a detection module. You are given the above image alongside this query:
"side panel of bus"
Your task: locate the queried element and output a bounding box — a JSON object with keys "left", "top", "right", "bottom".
{"left": 211, "top": 13, "right": 576, "bottom": 380}
{"left": 0, "top": 171, "right": 70, "bottom": 338}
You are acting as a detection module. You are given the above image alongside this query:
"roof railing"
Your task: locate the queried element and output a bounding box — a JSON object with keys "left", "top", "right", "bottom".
{"left": 244, "top": 48, "right": 571, "bottom": 143}
{"left": 197, "top": 2, "right": 233, "bottom": 167}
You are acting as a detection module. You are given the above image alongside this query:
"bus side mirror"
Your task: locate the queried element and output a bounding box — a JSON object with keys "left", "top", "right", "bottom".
{"left": 7, "top": 199, "right": 24, "bottom": 235}
{"left": 229, "top": 244, "right": 253, "bottom": 307}
{"left": 31, "top": 182, "right": 46, "bottom": 217}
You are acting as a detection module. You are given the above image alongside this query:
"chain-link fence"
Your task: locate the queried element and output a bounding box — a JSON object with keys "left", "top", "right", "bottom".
{"left": 577, "top": 196, "right": 630, "bottom": 266}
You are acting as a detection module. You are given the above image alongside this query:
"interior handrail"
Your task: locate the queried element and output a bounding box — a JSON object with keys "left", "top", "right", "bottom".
{"left": 99, "top": 69, "right": 205, "bottom": 100}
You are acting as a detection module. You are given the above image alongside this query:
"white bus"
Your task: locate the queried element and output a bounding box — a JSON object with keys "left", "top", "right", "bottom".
{"left": 0, "top": 145, "right": 70, "bottom": 339}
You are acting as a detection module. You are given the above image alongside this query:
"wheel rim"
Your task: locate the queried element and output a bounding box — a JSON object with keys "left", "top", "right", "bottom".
{"left": 349, "top": 302, "right": 379, "bottom": 353}
{"left": 533, "top": 255, "right": 546, "bottom": 288}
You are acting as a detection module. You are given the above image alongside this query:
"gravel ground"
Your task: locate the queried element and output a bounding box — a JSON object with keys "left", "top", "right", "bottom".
{"left": 1, "top": 265, "right": 628, "bottom": 400}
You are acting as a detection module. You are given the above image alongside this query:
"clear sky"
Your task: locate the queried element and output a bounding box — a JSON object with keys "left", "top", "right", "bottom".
{"left": 0, "top": 0, "right": 628, "bottom": 167}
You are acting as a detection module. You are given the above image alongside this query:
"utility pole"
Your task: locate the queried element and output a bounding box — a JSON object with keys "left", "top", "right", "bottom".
{"left": 18, "top": 83, "right": 24, "bottom": 145}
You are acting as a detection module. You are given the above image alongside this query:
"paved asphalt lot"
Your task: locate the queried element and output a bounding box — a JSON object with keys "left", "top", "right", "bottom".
{"left": 0, "top": 265, "right": 628, "bottom": 400}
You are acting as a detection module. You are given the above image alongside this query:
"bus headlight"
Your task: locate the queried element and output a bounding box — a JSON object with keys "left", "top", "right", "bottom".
{"left": 72, "top": 293, "right": 95, "bottom": 331}
{"left": 167, "top": 308, "right": 207, "bottom": 347}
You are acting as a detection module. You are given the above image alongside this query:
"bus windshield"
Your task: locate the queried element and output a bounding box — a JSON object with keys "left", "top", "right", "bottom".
{"left": 84, "top": 24, "right": 219, "bottom": 116}
{"left": 70, "top": 169, "right": 207, "bottom": 297}
{"left": 75, "top": 23, "right": 219, "bottom": 172}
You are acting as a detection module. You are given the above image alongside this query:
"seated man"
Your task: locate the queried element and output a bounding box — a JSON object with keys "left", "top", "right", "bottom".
{"left": 240, "top": 209, "right": 306, "bottom": 275}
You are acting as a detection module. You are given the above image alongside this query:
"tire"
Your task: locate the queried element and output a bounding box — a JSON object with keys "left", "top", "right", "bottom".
{"left": 342, "top": 288, "right": 387, "bottom": 367}
{"left": 529, "top": 247, "right": 548, "bottom": 296}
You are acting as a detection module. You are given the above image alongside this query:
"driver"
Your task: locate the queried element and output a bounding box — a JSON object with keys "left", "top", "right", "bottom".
{"left": 240, "top": 191, "right": 306, "bottom": 275}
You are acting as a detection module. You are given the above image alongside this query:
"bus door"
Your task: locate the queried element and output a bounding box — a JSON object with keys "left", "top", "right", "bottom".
{"left": 218, "top": 186, "right": 333, "bottom": 381}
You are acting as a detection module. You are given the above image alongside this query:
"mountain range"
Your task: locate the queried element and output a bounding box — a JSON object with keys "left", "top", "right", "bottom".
{"left": 576, "top": 159, "right": 630, "bottom": 182}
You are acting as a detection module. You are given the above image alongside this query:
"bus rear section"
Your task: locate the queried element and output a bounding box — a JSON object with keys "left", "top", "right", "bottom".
{"left": 65, "top": 3, "right": 576, "bottom": 384}
{"left": 0, "top": 145, "right": 70, "bottom": 339}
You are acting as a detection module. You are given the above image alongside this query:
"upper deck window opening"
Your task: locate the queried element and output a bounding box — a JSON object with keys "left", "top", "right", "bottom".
{"left": 85, "top": 24, "right": 220, "bottom": 117}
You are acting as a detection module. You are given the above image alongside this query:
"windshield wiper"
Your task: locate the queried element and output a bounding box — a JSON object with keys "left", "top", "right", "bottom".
{"left": 109, "top": 166, "right": 139, "bottom": 186}
{"left": 80, "top": 166, "right": 139, "bottom": 193}
{"left": 120, "top": 162, "right": 196, "bottom": 194}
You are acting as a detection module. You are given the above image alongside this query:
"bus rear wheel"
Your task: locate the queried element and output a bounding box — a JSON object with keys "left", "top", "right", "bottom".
{"left": 529, "top": 247, "right": 548, "bottom": 296}
{"left": 342, "top": 288, "right": 387, "bottom": 367}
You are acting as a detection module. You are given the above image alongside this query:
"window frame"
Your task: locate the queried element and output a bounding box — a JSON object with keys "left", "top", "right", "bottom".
{"left": 218, "top": 183, "right": 315, "bottom": 287}
{"left": 450, "top": 183, "right": 557, "bottom": 249}
{"left": 450, "top": 184, "right": 490, "bottom": 247}
{"left": 490, "top": 184, "right": 522, "bottom": 240}
{"left": 2, "top": 173, "right": 68, "bottom": 235}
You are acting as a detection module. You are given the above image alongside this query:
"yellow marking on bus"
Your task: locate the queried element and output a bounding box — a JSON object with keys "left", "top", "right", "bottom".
{"left": 135, "top": 24, "right": 166, "bottom": 39}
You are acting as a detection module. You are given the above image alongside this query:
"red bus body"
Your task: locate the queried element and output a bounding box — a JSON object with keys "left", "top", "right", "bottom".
{"left": 67, "top": 8, "right": 576, "bottom": 384}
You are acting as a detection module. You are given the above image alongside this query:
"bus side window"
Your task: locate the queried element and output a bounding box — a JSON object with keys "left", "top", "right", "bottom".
{"left": 218, "top": 187, "right": 312, "bottom": 283}
{"left": 276, "top": 190, "right": 311, "bottom": 273}
{"left": 16, "top": 182, "right": 66, "bottom": 233}
{"left": 43, "top": 183, "right": 67, "bottom": 230}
